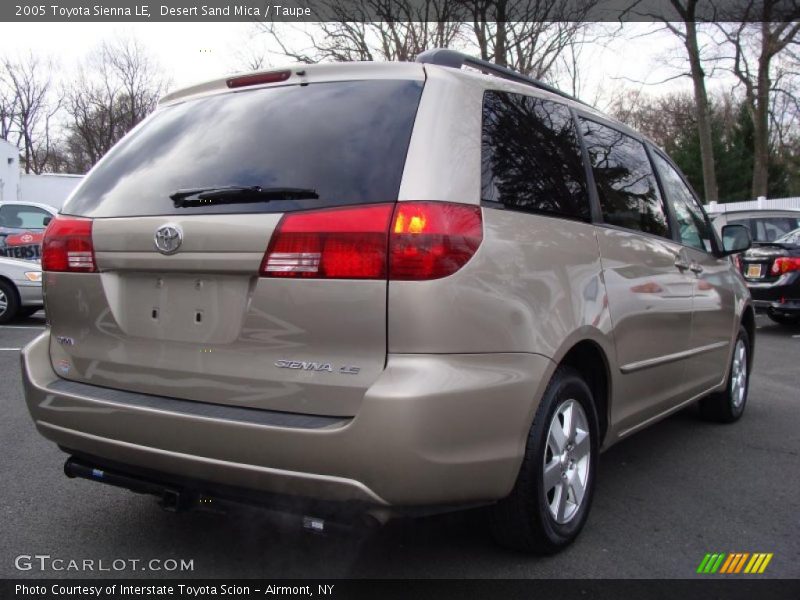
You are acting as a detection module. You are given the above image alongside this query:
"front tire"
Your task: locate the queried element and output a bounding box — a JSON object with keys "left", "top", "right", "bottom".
{"left": 0, "top": 280, "right": 20, "bottom": 324}
{"left": 699, "top": 326, "right": 750, "bottom": 423}
{"left": 490, "top": 366, "right": 599, "bottom": 554}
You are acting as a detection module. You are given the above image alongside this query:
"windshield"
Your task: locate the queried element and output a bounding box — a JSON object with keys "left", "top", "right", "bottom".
{"left": 62, "top": 79, "right": 424, "bottom": 218}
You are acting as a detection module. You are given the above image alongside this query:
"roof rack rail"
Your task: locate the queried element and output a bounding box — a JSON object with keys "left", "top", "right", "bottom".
{"left": 415, "top": 48, "right": 589, "bottom": 107}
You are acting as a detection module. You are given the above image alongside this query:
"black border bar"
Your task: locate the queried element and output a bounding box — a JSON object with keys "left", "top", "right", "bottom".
{"left": 4, "top": 0, "right": 800, "bottom": 23}
{"left": 3, "top": 579, "right": 800, "bottom": 600}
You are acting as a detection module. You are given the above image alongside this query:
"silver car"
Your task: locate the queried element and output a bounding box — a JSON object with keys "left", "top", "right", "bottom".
{"left": 0, "top": 256, "right": 42, "bottom": 323}
{"left": 21, "top": 49, "right": 753, "bottom": 553}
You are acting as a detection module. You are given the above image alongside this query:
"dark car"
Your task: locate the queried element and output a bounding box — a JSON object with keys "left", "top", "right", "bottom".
{"left": 739, "top": 227, "right": 800, "bottom": 325}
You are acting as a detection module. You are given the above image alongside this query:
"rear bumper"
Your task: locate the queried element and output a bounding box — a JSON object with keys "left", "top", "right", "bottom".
{"left": 752, "top": 298, "right": 800, "bottom": 314}
{"left": 747, "top": 272, "right": 800, "bottom": 310}
{"left": 21, "top": 332, "right": 553, "bottom": 507}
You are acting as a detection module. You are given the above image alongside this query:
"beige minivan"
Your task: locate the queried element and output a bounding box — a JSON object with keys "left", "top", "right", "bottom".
{"left": 21, "top": 49, "right": 754, "bottom": 553}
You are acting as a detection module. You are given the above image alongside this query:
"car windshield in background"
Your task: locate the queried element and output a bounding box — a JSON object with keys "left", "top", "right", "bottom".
{"left": 61, "top": 80, "right": 424, "bottom": 218}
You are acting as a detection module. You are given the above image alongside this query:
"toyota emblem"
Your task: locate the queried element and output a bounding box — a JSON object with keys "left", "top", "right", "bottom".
{"left": 154, "top": 224, "right": 183, "bottom": 255}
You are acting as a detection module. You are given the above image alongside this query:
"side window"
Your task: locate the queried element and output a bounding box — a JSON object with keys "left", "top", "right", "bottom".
{"left": 580, "top": 118, "right": 669, "bottom": 238}
{"left": 0, "top": 205, "right": 51, "bottom": 230}
{"left": 652, "top": 152, "right": 713, "bottom": 252}
{"left": 481, "top": 91, "right": 590, "bottom": 220}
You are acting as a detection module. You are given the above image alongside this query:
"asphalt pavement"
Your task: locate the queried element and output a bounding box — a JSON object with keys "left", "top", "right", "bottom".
{"left": 1, "top": 313, "right": 798, "bottom": 579}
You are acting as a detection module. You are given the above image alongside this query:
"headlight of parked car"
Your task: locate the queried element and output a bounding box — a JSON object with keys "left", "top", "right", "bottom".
{"left": 24, "top": 271, "right": 42, "bottom": 282}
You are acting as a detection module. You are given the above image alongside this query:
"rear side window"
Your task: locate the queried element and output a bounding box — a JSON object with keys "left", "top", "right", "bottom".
{"left": 0, "top": 204, "right": 51, "bottom": 230}
{"left": 62, "top": 80, "right": 423, "bottom": 218}
{"left": 481, "top": 91, "right": 590, "bottom": 221}
{"left": 580, "top": 118, "right": 669, "bottom": 238}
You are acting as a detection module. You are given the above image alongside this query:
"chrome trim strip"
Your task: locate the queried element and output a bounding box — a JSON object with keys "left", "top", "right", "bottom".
{"left": 620, "top": 341, "right": 729, "bottom": 374}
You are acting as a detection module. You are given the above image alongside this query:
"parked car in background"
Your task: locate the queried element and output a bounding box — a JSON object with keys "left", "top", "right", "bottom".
{"left": 0, "top": 201, "right": 57, "bottom": 261}
{"left": 711, "top": 209, "right": 800, "bottom": 243}
{"left": 0, "top": 256, "right": 43, "bottom": 323}
{"left": 21, "top": 50, "right": 754, "bottom": 554}
{"left": 738, "top": 226, "right": 800, "bottom": 326}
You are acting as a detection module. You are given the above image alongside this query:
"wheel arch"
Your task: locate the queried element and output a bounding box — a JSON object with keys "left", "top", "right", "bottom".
{"left": 0, "top": 275, "right": 21, "bottom": 321}
{"left": 740, "top": 303, "right": 756, "bottom": 364}
{"left": 0, "top": 275, "right": 20, "bottom": 302}
{"left": 555, "top": 338, "right": 612, "bottom": 446}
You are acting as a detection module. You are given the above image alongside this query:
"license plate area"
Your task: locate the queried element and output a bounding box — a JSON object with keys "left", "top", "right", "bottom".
{"left": 745, "top": 264, "right": 763, "bottom": 279}
{"left": 102, "top": 272, "right": 250, "bottom": 343}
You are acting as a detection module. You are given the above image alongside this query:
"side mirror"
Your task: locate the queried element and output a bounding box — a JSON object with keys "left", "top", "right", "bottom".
{"left": 43, "top": 216, "right": 52, "bottom": 226}
{"left": 721, "top": 224, "right": 751, "bottom": 256}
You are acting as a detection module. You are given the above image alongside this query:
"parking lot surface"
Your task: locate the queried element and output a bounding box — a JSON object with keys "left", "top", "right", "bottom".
{"left": 1, "top": 313, "right": 798, "bottom": 578}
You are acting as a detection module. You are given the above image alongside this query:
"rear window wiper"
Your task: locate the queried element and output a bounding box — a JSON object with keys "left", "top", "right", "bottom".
{"left": 170, "top": 185, "right": 318, "bottom": 208}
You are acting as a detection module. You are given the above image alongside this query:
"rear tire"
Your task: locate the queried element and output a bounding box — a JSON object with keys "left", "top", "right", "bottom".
{"left": 766, "top": 310, "right": 800, "bottom": 326}
{"left": 699, "top": 326, "right": 750, "bottom": 423}
{"left": 0, "top": 280, "right": 20, "bottom": 324}
{"left": 489, "top": 366, "right": 598, "bottom": 554}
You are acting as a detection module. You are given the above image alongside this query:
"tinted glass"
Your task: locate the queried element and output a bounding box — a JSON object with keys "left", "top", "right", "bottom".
{"left": 652, "top": 152, "right": 713, "bottom": 252}
{"left": 753, "top": 217, "right": 800, "bottom": 242}
{"left": 62, "top": 80, "right": 423, "bottom": 218}
{"left": 481, "top": 91, "right": 589, "bottom": 220}
{"left": 580, "top": 119, "right": 669, "bottom": 237}
{"left": 0, "top": 205, "right": 51, "bottom": 230}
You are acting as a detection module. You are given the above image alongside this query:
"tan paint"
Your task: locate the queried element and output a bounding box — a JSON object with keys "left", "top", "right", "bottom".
{"left": 20, "top": 60, "right": 751, "bottom": 509}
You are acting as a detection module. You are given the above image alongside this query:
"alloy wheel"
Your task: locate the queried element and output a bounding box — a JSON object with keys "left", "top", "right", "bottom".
{"left": 731, "top": 338, "right": 747, "bottom": 409}
{"left": 543, "top": 399, "right": 591, "bottom": 524}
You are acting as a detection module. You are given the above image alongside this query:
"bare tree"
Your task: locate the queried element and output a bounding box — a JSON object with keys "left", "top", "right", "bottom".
{"left": 62, "top": 36, "right": 169, "bottom": 172}
{"left": 714, "top": 1, "right": 800, "bottom": 198}
{"left": 769, "top": 50, "right": 800, "bottom": 153}
{"left": 0, "top": 78, "right": 14, "bottom": 140}
{"left": 261, "top": 0, "right": 465, "bottom": 64}
{"left": 608, "top": 88, "right": 698, "bottom": 150}
{"left": 459, "top": 0, "right": 599, "bottom": 79}
{"left": 0, "top": 53, "right": 61, "bottom": 173}
{"left": 643, "top": 1, "right": 720, "bottom": 203}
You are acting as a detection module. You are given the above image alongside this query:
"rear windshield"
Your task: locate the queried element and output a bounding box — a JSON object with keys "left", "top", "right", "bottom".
{"left": 729, "top": 216, "right": 800, "bottom": 242}
{"left": 62, "top": 80, "right": 423, "bottom": 217}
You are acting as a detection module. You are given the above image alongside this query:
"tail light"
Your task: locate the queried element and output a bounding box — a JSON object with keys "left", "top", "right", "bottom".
{"left": 41, "top": 216, "right": 96, "bottom": 272}
{"left": 261, "top": 204, "right": 394, "bottom": 279}
{"left": 770, "top": 257, "right": 800, "bottom": 276}
{"left": 261, "top": 202, "right": 482, "bottom": 280}
{"left": 390, "top": 202, "right": 483, "bottom": 280}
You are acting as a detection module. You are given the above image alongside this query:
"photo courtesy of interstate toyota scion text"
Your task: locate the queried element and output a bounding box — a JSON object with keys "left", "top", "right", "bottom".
{"left": 21, "top": 48, "right": 755, "bottom": 554}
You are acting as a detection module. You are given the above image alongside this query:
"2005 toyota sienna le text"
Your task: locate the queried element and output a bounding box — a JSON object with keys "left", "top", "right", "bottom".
{"left": 20, "top": 49, "right": 755, "bottom": 553}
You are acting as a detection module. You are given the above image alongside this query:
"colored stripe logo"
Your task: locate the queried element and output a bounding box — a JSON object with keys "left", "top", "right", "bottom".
{"left": 697, "top": 552, "right": 773, "bottom": 574}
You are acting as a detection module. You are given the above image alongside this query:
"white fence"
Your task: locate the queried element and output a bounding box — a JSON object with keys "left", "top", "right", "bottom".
{"left": 707, "top": 196, "right": 800, "bottom": 214}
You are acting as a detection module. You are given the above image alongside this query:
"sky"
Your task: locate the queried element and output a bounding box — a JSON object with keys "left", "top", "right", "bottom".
{"left": 0, "top": 21, "right": 731, "bottom": 110}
